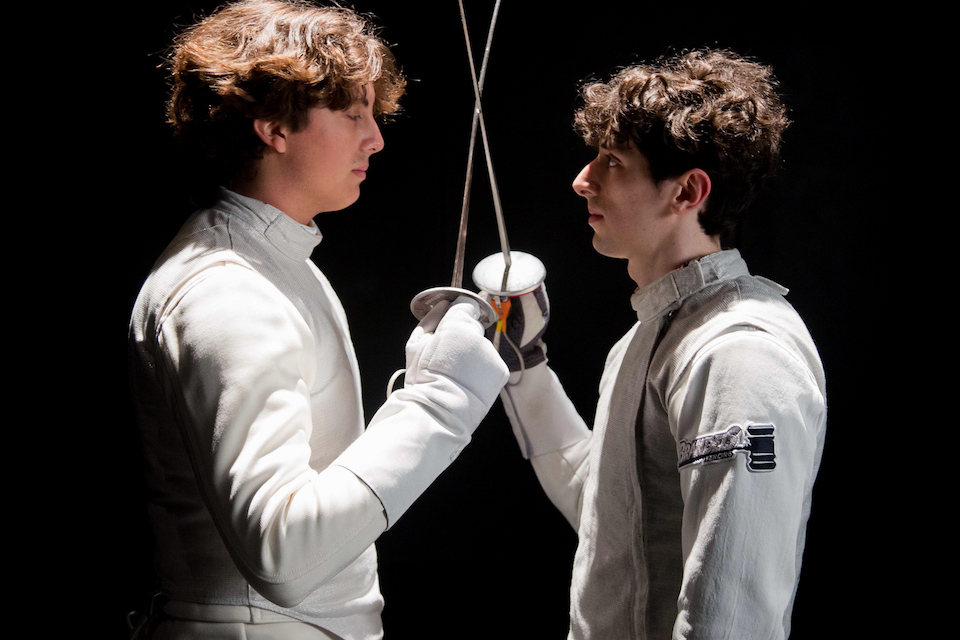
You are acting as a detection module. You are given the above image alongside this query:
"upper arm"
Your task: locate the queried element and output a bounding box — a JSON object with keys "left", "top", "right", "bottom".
{"left": 667, "top": 329, "right": 825, "bottom": 637}
{"left": 155, "top": 265, "right": 385, "bottom": 606}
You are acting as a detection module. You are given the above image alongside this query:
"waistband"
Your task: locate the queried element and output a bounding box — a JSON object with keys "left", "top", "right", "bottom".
{"left": 164, "top": 600, "right": 300, "bottom": 624}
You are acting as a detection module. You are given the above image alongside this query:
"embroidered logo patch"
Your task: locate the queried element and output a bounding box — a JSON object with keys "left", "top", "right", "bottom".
{"left": 678, "top": 424, "right": 776, "bottom": 472}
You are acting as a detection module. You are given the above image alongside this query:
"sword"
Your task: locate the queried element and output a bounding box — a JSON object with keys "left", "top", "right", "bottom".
{"left": 452, "top": 0, "right": 501, "bottom": 292}
{"left": 410, "top": 0, "right": 544, "bottom": 328}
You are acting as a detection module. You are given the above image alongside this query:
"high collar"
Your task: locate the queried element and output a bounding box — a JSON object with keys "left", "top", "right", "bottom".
{"left": 630, "top": 249, "right": 750, "bottom": 322}
{"left": 217, "top": 187, "right": 323, "bottom": 262}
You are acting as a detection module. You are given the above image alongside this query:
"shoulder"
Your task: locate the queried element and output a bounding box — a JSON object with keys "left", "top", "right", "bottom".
{"left": 657, "top": 274, "right": 825, "bottom": 401}
{"left": 131, "top": 220, "right": 302, "bottom": 350}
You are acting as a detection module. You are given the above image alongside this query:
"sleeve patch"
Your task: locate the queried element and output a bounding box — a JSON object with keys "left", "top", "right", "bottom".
{"left": 678, "top": 424, "right": 776, "bottom": 472}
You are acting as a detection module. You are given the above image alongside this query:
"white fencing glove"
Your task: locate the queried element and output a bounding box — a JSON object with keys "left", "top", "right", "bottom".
{"left": 333, "top": 296, "right": 509, "bottom": 526}
{"left": 481, "top": 283, "right": 550, "bottom": 384}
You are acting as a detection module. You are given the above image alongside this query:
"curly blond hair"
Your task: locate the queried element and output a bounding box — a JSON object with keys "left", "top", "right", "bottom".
{"left": 167, "top": 0, "right": 405, "bottom": 187}
{"left": 574, "top": 49, "right": 789, "bottom": 237}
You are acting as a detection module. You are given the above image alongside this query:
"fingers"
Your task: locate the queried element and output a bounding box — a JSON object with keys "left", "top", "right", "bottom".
{"left": 416, "top": 295, "right": 484, "bottom": 336}
{"left": 449, "top": 295, "right": 482, "bottom": 320}
{"left": 416, "top": 299, "right": 451, "bottom": 334}
{"left": 434, "top": 296, "right": 484, "bottom": 336}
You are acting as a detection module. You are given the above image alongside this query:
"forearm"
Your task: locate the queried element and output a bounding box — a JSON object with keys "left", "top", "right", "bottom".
{"left": 500, "top": 364, "right": 591, "bottom": 528}
{"left": 528, "top": 437, "right": 591, "bottom": 529}
{"left": 160, "top": 286, "right": 509, "bottom": 609}
{"left": 333, "top": 362, "right": 506, "bottom": 526}
{"left": 333, "top": 327, "right": 507, "bottom": 527}
{"left": 239, "top": 466, "right": 387, "bottom": 607}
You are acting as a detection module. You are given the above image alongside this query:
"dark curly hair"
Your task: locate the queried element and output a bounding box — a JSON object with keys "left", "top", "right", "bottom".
{"left": 574, "top": 49, "right": 789, "bottom": 238}
{"left": 167, "top": 0, "right": 406, "bottom": 191}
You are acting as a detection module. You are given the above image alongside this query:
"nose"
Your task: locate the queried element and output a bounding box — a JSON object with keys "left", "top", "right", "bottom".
{"left": 572, "top": 161, "right": 596, "bottom": 198}
{"left": 366, "top": 120, "right": 384, "bottom": 155}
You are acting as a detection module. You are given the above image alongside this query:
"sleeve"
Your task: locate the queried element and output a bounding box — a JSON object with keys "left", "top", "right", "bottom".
{"left": 157, "top": 265, "right": 387, "bottom": 608}
{"left": 158, "top": 274, "right": 508, "bottom": 608}
{"left": 499, "top": 363, "right": 592, "bottom": 529}
{"left": 667, "top": 329, "right": 826, "bottom": 639}
{"left": 332, "top": 298, "right": 509, "bottom": 526}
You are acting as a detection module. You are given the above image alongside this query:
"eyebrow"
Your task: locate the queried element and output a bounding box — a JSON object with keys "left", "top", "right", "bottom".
{"left": 599, "top": 145, "right": 623, "bottom": 159}
{"left": 359, "top": 84, "right": 373, "bottom": 107}
{"left": 600, "top": 141, "right": 632, "bottom": 152}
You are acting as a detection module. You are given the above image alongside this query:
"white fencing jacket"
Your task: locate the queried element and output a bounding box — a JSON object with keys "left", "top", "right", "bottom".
{"left": 501, "top": 250, "right": 826, "bottom": 640}
{"left": 129, "top": 188, "right": 507, "bottom": 638}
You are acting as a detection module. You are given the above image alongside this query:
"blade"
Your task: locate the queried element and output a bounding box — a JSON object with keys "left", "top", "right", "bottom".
{"left": 454, "top": 0, "right": 511, "bottom": 293}
{"left": 452, "top": 0, "right": 500, "bottom": 289}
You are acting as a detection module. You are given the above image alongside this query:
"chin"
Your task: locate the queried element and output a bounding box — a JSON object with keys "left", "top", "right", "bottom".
{"left": 324, "top": 193, "right": 362, "bottom": 214}
{"left": 591, "top": 235, "right": 615, "bottom": 257}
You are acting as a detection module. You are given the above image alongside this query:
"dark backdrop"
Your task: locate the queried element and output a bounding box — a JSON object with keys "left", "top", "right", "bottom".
{"left": 83, "top": 2, "right": 895, "bottom": 637}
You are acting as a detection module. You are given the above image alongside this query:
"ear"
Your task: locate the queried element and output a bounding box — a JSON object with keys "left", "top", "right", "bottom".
{"left": 252, "top": 119, "right": 288, "bottom": 153}
{"left": 671, "top": 168, "right": 711, "bottom": 216}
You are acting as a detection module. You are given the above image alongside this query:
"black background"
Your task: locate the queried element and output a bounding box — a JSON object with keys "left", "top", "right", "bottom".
{"left": 74, "top": 1, "right": 901, "bottom": 637}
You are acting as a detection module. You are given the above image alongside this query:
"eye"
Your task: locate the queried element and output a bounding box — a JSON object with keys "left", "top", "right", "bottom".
{"left": 605, "top": 153, "right": 620, "bottom": 168}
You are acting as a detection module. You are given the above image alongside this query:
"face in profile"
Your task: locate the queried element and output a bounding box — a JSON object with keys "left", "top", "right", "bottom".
{"left": 268, "top": 84, "right": 386, "bottom": 220}
{"left": 572, "top": 143, "right": 676, "bottom": 263}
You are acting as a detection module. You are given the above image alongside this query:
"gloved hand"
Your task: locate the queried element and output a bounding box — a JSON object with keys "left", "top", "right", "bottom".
{"left": 336, "top": 295, "right": 508, "bottom": 527}
{"left": 481, "top": 283, "right": 550, "bottom": 383}
{"left": 404, "top": 295, "right": 509, "bottom": 401}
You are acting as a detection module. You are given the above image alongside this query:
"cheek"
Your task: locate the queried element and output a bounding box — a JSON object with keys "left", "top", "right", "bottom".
{"left": 297, "top": 144, "right": 340, "bottom": 176}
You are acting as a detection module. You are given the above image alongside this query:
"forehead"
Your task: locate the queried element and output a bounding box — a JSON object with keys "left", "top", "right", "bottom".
{"left": 356, "top": 83, "right": 374, "bottom": 105}
{"left": 601, "top": 138, "right": 636, "bottom": 154}
{"left": 334, "top": 83, "right": 374, "bottom": 109}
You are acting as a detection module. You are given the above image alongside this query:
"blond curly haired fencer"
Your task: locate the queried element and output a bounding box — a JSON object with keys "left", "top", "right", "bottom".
{"left": 574, "top": 49, "right": 789, "bottom": 238}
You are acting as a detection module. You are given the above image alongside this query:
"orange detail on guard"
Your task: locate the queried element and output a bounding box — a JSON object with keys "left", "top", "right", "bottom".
{"left": 493, "top": 297, "right": 511, "bottom": 333}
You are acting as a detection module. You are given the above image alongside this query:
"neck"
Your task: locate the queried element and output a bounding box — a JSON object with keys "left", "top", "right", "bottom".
{"left": 230, "top": 173, "right": 315, "bottom": 226}
{"left": 627, "top": 234, "right": 722, "bottom": 289}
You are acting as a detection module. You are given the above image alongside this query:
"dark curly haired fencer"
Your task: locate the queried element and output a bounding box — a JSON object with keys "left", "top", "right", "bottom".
{"left": 166, "top": 0, "right": 406, "bottom": 192}
{"left": 574, "top": 49, "right": 789, "bottom": 238}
